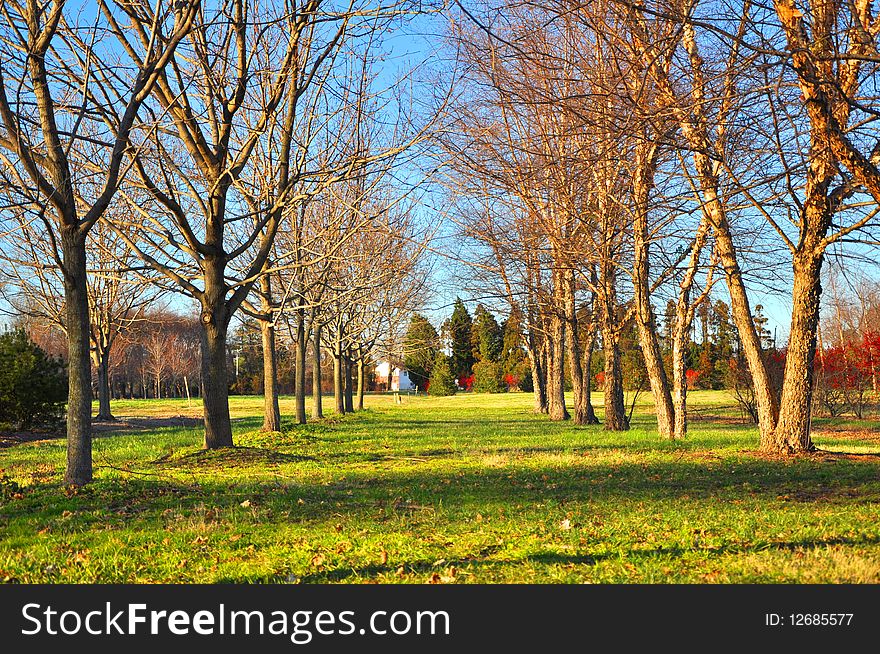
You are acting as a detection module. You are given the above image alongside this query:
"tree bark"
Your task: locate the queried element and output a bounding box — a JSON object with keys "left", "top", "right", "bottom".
{"left": 601, "top": 328, "right": 628, "bottom": 431}
{"left": 547, "top": 311, "right": 570, "bottom": 421}
{"left": 597, "top": 253, "right": 627, "bottom": 431}
{"left": 259, "top": 275, "right": 281, "bottom": 432}
{"left": 710, "top": 206, "right": 780, "bottom": 441}
{"left": 260, "top": 318, "right": 280, "bottom": 432}
{"left": 312, "top": 322, "right": 323, "bottom": 419}
{"left": 583, "top": 331, "right": 598, "bottom": 425}
{"left": 93, "top": 343, "right": 114, "bottom": 422}
{"left": 631, "top": 142, "right": 675, "bottom": 437}
{"left": 563, "top": 272, "right": 588, "bottom": 424}
{"left": 767, "top": 251, "right": 824, "bottom": 453}
{"left": 357, "top": 353, "right": 365, "bottom": 411}
{"left": 334, "top": 330, "right": 345, "bottom": 415}
{"left": 62, "top": 229, "right": 93, "bottom": 486}
{"left": 200, "top": 263, "right": 233, "bottom": 449}
{"left": 633, "top": 237, "right": 674, "bottom": 438}
{"left": 344, "top": 352, "right": 355, "bottom": 413}
{"left": 294, "top": 305, "right": 307, "bottom": 425}
{"left": 671, "top": 320, "right": 689, "bottom": 441}
{"left": 526, "top": 334, "right": 548, "bottom": 414}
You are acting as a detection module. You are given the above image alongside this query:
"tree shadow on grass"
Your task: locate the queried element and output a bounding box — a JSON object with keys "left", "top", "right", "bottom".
{"left": 153, "top": 446, "right": 315, "bottom": 469}
{"left": 5, "top": 454, "right": 879, "bottom": 528}
{"left": 216, "top": 534, "right": 880, "bottom": 583}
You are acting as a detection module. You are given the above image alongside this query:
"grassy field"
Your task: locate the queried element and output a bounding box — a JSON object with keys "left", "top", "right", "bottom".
{"left": 1, "top": 390, "right": 879, "bottom": 583}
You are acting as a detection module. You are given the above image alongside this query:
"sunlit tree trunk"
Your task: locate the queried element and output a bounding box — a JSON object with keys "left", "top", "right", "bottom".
{"left": 62, "top": 229, "right": 93, "bottom": 484}
{"left": 259, "top": 274, "right": 280, "bottom": 432}
{"left": 312, "top": 322, "right": 323, "bottom": 419}
{"left": 294, "top": 302, "right": 307, "bottom": 425}
{"left": 547, "top": 310, "right": 570, "bottom": 421}
{"left": 563, "top": 271, "right": 588, "bottom": 424}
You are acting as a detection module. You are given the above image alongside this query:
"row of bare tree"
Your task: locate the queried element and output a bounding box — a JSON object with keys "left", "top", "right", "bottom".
{"left": 443, "top": 0, "right": 880, "bottom": 453}
{"left": 0, "top": 0, "right": 434, "bottom": 485}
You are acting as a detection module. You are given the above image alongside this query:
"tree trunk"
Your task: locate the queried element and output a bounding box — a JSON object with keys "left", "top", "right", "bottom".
{"left": 312, "top": 323, "right": 323, "bottom": 419}
{"left": 260, "top": 318, "right": 280, "bottom": 432}
{"left": 357, "top": 353, "right": 365, "bottom": 411}
{"left": 602, "top": 334, "right": 628, "bottom": 431}
{"left": 259, "top": 275, "right": 281, "bottom": 432}
{"left": 334, "top": 331, "right": 345, "bottom": 415}
{"left": 200, "top": 292, "right": 233, "bottom": 449}
{"left": 767, "top": 252, "right": 824, "bottom": 453}
{"left": 526, "top": 334, "right": 548, "bottom": 414}
{"left": 598, "top": 253, "right": 627, "bottom": 431}
{"left": 547, "top": 312, "right": 570, "bottom": 421}
{"left": 710, "top": 211, "right": 780, "bottom": 441}
{"left": 294, "top": 306, "right": 307, "bottom": 425}
{"left": 61, "top": 230, "right": 93, "bottom": 486}
{"left": 563, "top": 272, "right": 588, "bottom": 424}
{"left": 344, "top": 352, "right": 355, "bottom": 413}
{"left": 671, "top": 321, "right": 689, "bottom": 441}
{"left": 632, "top": 184, "right": 674, "bottom": 437}
{"left": 583, "top": 328, "right": 599, "bottom": 425}
{"left": 634, "top": 309, "right": 674, "bottom": 437}
{"left": 94, "top": 344, "right": 114, "bottom": 421}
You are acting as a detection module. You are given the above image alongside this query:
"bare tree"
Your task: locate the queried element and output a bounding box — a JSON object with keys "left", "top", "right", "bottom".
{"left": 0, "top": 0, "right": 196, "bottom": 483}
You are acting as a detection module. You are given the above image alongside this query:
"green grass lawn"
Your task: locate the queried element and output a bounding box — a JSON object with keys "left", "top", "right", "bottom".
{"left": 1, "top": 390, "right": 879, "bottom": 583}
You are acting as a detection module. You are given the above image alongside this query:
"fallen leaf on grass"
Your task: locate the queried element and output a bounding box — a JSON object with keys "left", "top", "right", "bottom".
{"left": 428, "top": 567, "right": 457, "bottom": 584}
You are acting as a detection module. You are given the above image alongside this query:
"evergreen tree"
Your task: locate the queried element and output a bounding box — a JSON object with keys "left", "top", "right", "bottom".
{"left": 443, "top": 298, "right": 474, "bottom": 380}
{"left": 403, "top": 314, "right": 439, "bottom": 391}
{"left": 473, "top": 360, "right": 504, "bottom": 392}
{"left": 0, "top": 330, "right": 67, "bottom": 429}
{"left": 427, "top": 352, "right": 457, "bottom": 396}
{"left": 471, "top": 304, "right": 503, "bottom": 362}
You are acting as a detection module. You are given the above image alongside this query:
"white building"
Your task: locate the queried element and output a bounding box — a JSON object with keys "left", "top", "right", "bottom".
{"left": 375, "top": 360, "right": 416, "bottom": 391}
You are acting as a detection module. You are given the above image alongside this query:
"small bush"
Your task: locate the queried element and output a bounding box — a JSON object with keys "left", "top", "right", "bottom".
{"left": 0, "top": 330, "right": 67, "bottom": 429}
{"left": 473, "top": 360, "right": 504, "bottom": 393}
{"left": 427, "top": 353, "right": 457, "bottom": 396}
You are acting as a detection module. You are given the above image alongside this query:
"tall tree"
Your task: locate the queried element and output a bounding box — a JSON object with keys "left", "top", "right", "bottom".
{"left": 0, "top": 0, "right": 197, "bottom": 484}
{"left": 403, "top": 314, "right": 440, "bottom": 391}
{"left": 444, "top": 298, "right": 474, "bottom": 381}
{"left": 471, "top": 304, "right": 503, "bottom": 362}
